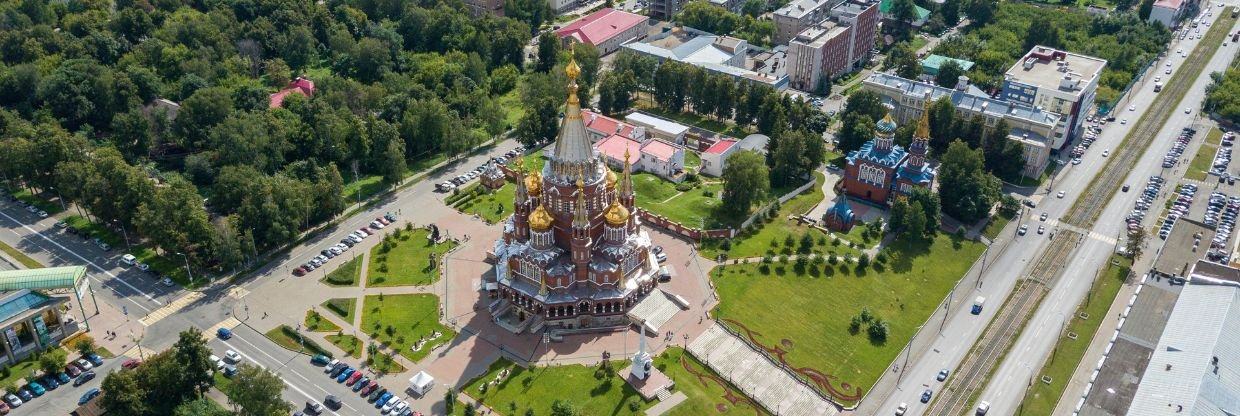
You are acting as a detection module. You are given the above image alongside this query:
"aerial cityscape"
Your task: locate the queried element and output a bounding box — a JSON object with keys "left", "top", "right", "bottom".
{"left": 0, "top": 0, "right": 1236, "bottom": 415}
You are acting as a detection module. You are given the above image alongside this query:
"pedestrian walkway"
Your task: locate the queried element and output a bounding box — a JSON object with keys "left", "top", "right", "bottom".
{"left": 138, "top": 291, "right": 204, "bottom": 326}
{"left": 645, "top": 392, "right": 687, "bottom": 415}
{"left": 202, "top": 317, "right": 242, "bottom": 341}
{"left": 688, "top": 323, "right": 837, "bottom": 416}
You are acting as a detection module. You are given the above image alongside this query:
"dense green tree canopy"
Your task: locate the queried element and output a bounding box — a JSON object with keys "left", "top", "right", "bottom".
{"left": 938, "top": 140, "right": 1001, "bottom": 223}
{"left": 722, "top": 151, "right": 770, "bottom": 214}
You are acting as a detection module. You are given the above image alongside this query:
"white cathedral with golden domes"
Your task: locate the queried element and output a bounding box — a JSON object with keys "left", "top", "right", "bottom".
{"left": 490, "top": 53, "right": 661, "bottom": 332}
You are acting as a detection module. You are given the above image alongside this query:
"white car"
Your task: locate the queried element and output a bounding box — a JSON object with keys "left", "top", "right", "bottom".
{"left": 1186, "top": 107, "right": 1192, "bottom": 114}
{"left": 76, "top": 358, "right": 93, "bottom": 370}
{"left": 1129, "top": 105, "right": 1136, "bottom": 111}
{"left": 1058, "top": 191, "right": 1066, "bottom": 198}
{"left": 1102, "top": 149, "right": 1110, "bottom": 157}
{"left": 381, "top": 399, "right": 397, "bottom": 413}
{"left": 1166, "top": 68, "right": 1173, "bottom": 75}
{"left": 1121, "top": 119, "right": 1128, "bottom": 124}
{"left": 121, "top": 254, "right": 136, "bottom": 266}
{"left": 225, "top": 350, "right": 241, "bottom": 363}
{"left": 210, "top": 355, "right": 225, "bottom": 370}
{"left": 392, "top": 401, "right": 409, "bottom": 413}
{"left": 325, "top": 359, "right": 339, "bottom": 372}
{"left": 161, "top": 277, "right": 175, "bottom": 287}
{"left": 136, "top": 262, "right": 150, "bottom": 271}
{"left": 895, "top": 402, "right": 908, "bottom": 415}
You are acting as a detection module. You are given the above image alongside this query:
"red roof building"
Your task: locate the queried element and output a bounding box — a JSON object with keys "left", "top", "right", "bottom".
{"left": 555, "top": 8, "right": 650, "bottom": 55}
{"left": 269, "top": 77, "right": 316, "bottom": 108}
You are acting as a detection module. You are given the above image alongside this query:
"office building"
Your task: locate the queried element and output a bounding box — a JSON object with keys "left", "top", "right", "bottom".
{"left": 1002, "top": 46, "right": 1107, "bottom": 145}
{"left": 784, "top": 0, "right": 878, "bottom": 91}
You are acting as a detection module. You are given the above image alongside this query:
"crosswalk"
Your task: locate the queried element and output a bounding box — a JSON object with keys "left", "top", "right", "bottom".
{"left": 138, "top": 292, "right": 204, "bottom": 326}
{"left": 202, "top": 317, "right": 242, "bottom": 341}
{"left": 1045, "top": 220, "right": 1119, "bottom": 245}
{"left": 228, "top": 286, "right": 249, "bottom": 299}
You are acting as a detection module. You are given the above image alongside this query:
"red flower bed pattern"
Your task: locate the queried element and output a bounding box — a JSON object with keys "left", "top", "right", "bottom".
{"left": 724, "top": 319, "right": 864, "bottom": 402}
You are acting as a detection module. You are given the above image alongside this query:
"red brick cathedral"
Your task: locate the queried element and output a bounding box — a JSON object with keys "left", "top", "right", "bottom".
{"left": 842, "top": 108, "right": 936, "bottom": 206}
{"left": 491, "top": 54, "right": 660, "bottom": 333}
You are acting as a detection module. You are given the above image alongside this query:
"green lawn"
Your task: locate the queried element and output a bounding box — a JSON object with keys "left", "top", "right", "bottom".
{"left": 632, "top": 174, "right": 733, "bottom": 228}
{"left": 655, "top": 348, "right": 769, "bottom": 416}
{"left": 826, "top": 149, "right": 846, "bottom": 169}
{"left": 366, "top": 228, "right": 457, "bottom": 287}
{"left": 212, "top": 372, "right": 234, "bottom": 397}
{"left": 305, "top": 309, "right": 342, "bottom": 332}
{"left": 522, "top": 148, "right": 548, "bottom": 173}
{"left": 5, "top": 187, "right": 65, "bottom": 215}
{"left": 908, "top": 37, "right": 929, "bottom": 52}
{"left": 321, "top": 298, "right": 357, "bottom": 325}
{"left": 981, "top": 211, "right": 1015, "bottom": 241}
{"left": 1185, "top": 127, "right": 1223, "bottom": 181}
{"left": 368, "top": 352, "right": 406, "bottom": 374}
{"left": 360, "top": 294, "right": 455, "bottom": 363}
{"left": 684, "top": 151, "right": 702, "bottom": 170}
{"left": 456, "top": 181, "right": 517, "bottom": 224}
{"left": 0, "top": 240, "right": 42, "bottom": 268}
{"left": 700, "top": 172, "right": 858, "bottom": 259}
{"left": 326, "top": 334, "right": 362, "bottom": 358}
{"left": 342, "top": 175, "right": 388, "bottom": 205}
{"left": 1018, "top": 255, "right": 1131, "bottom": 415}
{"left": 499, "top": 89, "right": 525, "bottom": 127}
{"left": 0, "top": 354, "right": 42, "bottom": 390}
{"left": 712, "top": 232, "right": 985, "bottom": 405}
{"left": 320, "top": 256, "right": 362, "bottom": 287}
{"left": 263, "top": 325, "right": 334, "bottom": 358}
{"left": 1015, "top": 161, "right": 1059, "bottom": 187}
{"left": 461, "top": 359, "right": 653, "bottom": 416}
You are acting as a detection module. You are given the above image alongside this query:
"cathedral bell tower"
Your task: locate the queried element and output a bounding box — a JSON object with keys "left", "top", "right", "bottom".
{"left": 571, "top": 169, "right": 593, "bottom": 283}
{"left": 907, "top": 93, "right": 931, "bottom": 171}
{"left": 512, "top": 159, "right": 532, "bottom": 242}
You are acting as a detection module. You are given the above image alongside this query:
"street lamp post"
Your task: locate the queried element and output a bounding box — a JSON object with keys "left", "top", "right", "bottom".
{"left": 113, "top": 219, "right": 132, "bottom": 250}
{"left": 176, "top": 252, "right": 193, "bottom": 285}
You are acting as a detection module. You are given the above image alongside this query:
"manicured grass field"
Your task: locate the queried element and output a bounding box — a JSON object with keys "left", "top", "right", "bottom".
{"left": 701, "top": 172, "right": 861, "bottom": 259}
{"left": 981, "top": 211, "right": 1015, "bottom": 241}
{"left": 711, "top": 232, "right": 985, "bottom": 404}
{"left": 461, "top": 358, "right": 653, "bottom": 416}
{"left": 326, "top": 334, "right": 362, "bottom": 358}
{"left": 305, "top": 309, "right": 342, "bottom": 332}
{"left": 1185, "top": 127, "right": 1223, "bottom": 181}
{"left": 366, "top": 228, "right": 456, "bottom": 287}
{"left": 1018, "top": 255, "right": 1131, "bottom": 415}
{"left": 0, "top": 240, "right": 42, "bottom": 268}
{"left": 499, "top": 89, "right": 525, "bottom": 127}
{"left": 368, "top": 351, "right": 406, "bottom": 374}
{"left": 359, "top": 294, "right": 455, "bottom": 363}
{"left": 631, "top": 174, "right": 732, "bottom": 228}
{"left": 522, "top": 148, "right": 547, "bottom": 173}
{"left": 0, "top": 355, "right": 41, "bottom": 388}
{"left": 342, "top": 175, "right": 387, "bottom": 204}
{"left": 456, "top": 182, "right": 517, "bottom": 224}
{"left": 320, "top": 256, "right": 362, "bottom": 287}
{"left": 321, "top": 298, "right": 356, "bottom": 325}
{"left": 264, "top": 325, "right": 334, "bottom": 358}
{"left": 685, "top": 150, "right": 702, "bottom": 169}
{"left": 655, "top": 347, "right": 768, "bottom": 415}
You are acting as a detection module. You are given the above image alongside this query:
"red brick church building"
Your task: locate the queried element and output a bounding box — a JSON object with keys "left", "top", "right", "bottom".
{"left": 841, "top": 108, "right": 936, "bottom": 206}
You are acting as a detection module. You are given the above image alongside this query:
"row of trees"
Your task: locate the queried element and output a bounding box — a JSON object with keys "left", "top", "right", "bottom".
{"left": 102, "top": 328, "right": 287, "bottom": 416}
{"left": 1204, "top": 69, "right": 1240, "bottom": 124}
{"left": 675, "top": 1, "right": 776, "bottom": 47}
{"left": 0, "top": 0, "right": 545, "bottom": 272}
{"left": 930, "top": 3, "right": 1171, "bottom": 103}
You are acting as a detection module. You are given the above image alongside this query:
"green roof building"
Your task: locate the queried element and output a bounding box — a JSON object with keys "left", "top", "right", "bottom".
{"left": 921, "top": 54, "right": 976, "bottom": 77}
{"left": 878, "top": 0, "right": 931, "bottom": 25}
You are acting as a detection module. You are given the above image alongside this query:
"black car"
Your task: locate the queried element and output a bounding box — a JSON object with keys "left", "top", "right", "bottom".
{"left": 42, "top": 376, "right": 59, "bottom": 390}
{"left": 384, "top": 214, "right": 396, "bottom": 222}
{"left": 74, "top": 371, "right": 97, "bottom": 386}
{"left": 340, "top": 239, "right": 355, "bottom": 247}
{"left": 325, "top": 395, "right": 342, "bottom": 410}
{"left": 368, "top": 388, "right": 387, "bottom": 403}
{"left": 329, "top": 365, "right": 347, "bottom": 378}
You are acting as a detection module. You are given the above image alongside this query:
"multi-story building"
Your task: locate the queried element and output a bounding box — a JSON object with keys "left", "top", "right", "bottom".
{"left": 862, "top": 73, "right": 1063, "bottom": 178}
{"left": 623, "top": 26, "right": 788, "bottom": 90}
{"left": 709, "top": 0, "right": 743, "bottom": 13}
{"left": 648, "top": 0, "right": 686, "bottom": 20}
{"left": 784, "top": 0, "right": 877, "bottom": 92}
{"left": 773, "top": 0, "right": 843, "bottom": 45}
{"left": 554, "top": 8, "right": 649, "bottom": 56}
{"left": 1001, "top": 46, "right": 1106, "bottom": 146}
{"left": 1148, "top": 0, "right": 1198, "bottom": 27}
{"left": 465, "top": 0, "right": 504, "bottom": 17}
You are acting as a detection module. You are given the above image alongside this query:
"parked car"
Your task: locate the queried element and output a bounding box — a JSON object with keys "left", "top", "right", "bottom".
{"left": 25, "top": 382, "right": 43, "bottom": 397}
{"left": 41, "top": 376, "right": 58, "bottom": 390}
{"left": 293, "top": 267, "right": 307, "bottom": 276}
{"left": 921, "top": 389, "right": 933, "bottom": 403}
{"left": 937, "top": 369, "right": 950, "bottom": 381}
{"left": 55, "top": 372, "right": 70, "bottom": 385}
{"left": 217, "top": 328, "right": 232, "bottom": 339}
{"left": 78, "top": 388, "right": 101, "bottom": 406}
{"left": 360, "top": 383, "right": 379, "bottom": 396}
{"left": 73, "top": 371, "right": 96, "bottom": 386}
{"left": 311, "top": 355, "right": 331, "bottom": 366}
{"left": 4, "top": 394, "right": 19, "bottom": 408}
{"left": 325, "top": 394, "right": 342, "bottom": 410}
{"left": 224, "top": 350, "right": 241, "bottom": 363}
{"left": 122, "top": 359, "right": 141, "bottom": 370}
{"left": 337, "top": 368, "right": 354, "bottom": 383}
{"left": 74, "top": 358, "right": 93, "bottom": 370}
{"left": 352, "top": 377, "right": 370, "bottom": 392}
{"left": 86, "top": 353, "right": 103, "bottom": 366}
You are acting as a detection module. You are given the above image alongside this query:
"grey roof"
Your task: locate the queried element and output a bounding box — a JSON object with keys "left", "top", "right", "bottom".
{"left": 739, "top": 134, "right": 769, "bottom": 153}
{"left": 1127, "top": 282, "right": 1240, "bottom": 415}
{"left": 866, "top": 73, "right": 1060, "bottom": 128}
{"left": 774, "top": 0, "right": 830, "bottom": 19}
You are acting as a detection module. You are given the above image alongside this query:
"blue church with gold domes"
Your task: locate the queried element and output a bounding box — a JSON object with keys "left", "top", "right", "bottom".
{"left": 841, "top": 106, "right": 936, "bottom": 206}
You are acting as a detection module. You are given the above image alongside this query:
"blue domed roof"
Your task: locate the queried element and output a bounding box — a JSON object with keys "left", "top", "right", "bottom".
{"left": 875, "top": 112, "right": 898, "bottom": 136}
{"left": 828, "top": 197, "right": 854, "bottom": 221}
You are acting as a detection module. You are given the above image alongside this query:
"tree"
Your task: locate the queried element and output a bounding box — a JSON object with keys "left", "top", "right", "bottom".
{"left": 885, "top": 42, "right": 921, "bottom": 80}
{"left": 598, "top": 71, "right": 637, "bottom": 115}
{"left": 941, "top": 0, "right": 961, "bottom": 26}
{"left": 770, "top": 130, "right": 808, "bottom": 187}
{"left": 38, "top": 349, "right": 68, "bottom": 376}
{"left": 927, "top": 97, "right": 956, "bottom": 154}
{"left": 551, "top": 400, "right": 581, "bottom": 416}
{"left": 1126, "top": 228, "right": 1146, "bottom": 259}
{"left": 506, "top": 0, "right": 552, "bottom": 33}
{"left": 224, "top": 364, "right": 290, "bottom": 416}
{"left": 175, "top": 398, "right": 232, "bottom": 416}
{"left": 935, "top": 61, "right": 965, "bottom": 89}
{"left": 1138, "top": 0, "right": 1155, "bottom": 20}
{"left": 814, "top": 75, "right": 832, "bottom": 97}
{"left": 909, "top": 187, "right": 941, "bottom": 235}
{"left": 938, "top": 140, "right": 1001, "bottom": 224}
{"left": 965, "top": 0, "right": 995, "bottom": 26}
{"left": 101, "top": 370, "right": 149, "bottom": 415}
{"left": 1024, "top": 19, "right": 1061, "bottom": 51}
{"left": 536, "top": 32, "right": 560, "bottom": 73}
{"left": 742, "top": 0, "right": 766, "bottom": 17}
{"left": 722, "top": 151, "right": 770, "bottom": 214}
{"left": 173, "top": 328, "right": 214, "bottom": 398}
{"left": 905, "top": 200, "right": 927, "bottom": 241}
{"left": 75, "top": 336, "right": 98, "bottom": 356}
{"left": 175, "top": 87, "right": 234, "bottom": 151}
{"left": 676, "top": 2, "right": 743, "bottom": 36}
{"left": 889, "top": 197, "right": 910, "bottom": 232}
{"left": 838, "top": 112, "right": 876, "bottom": 153}
{"left": 516, "top": 98, "right": 559, "bottom": 146}
{"left": 890, "top": 0, "right": 918, "bottom": 40}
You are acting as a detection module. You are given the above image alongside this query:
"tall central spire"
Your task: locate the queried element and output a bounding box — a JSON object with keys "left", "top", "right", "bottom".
{"left": 549, "top": 45, "right": 597, "bottom": 184}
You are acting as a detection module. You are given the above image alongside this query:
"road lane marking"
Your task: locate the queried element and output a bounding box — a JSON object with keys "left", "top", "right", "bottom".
{"left": 139, "top": 292, "right": 204, "bottom": 326}
{"left": 200, "top": 317, "right": 242, "bottom": 342}
{"left": 225, "top": 331, "right": 360, "bottom": 414}
{"left": 0, "top": 209, "right": 162, "bottom": 309}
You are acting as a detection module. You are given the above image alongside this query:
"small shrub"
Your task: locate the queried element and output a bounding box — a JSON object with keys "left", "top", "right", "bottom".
{"left": 675, "top": 182, "right": 693, "bottom": 192}
{"left": 832, "top": 238, "right": 841, "bottom": 246}
{"left": 868, "top": 319, "right": 890, "bottom": 343}
{"left": 783, "top": 234, "right": 795, "bottom": 247}
{"left": 720, "top": 239, "right": 732, "bottom": 250}
{"left": 858, "top": 253, "right": 871, "bottom": 269}
{"left": 703, "top": 190, "right": 714, "bottom": 197}
{"left": 629, "top": 400, "right": 641, "bottom": 411}
{"left": 859, "top": 307, "right": 874, "bottom": 323}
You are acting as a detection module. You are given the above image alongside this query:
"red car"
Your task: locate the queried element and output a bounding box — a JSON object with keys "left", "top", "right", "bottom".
{"left": 360, "top": 383, "right": 379, "bottom": 396}
{"left": 65, "top": 364, "right": 81, "bottom": 377}
{"left": 346, "top": 371, "right": 363, "bottom": 386}
{"left": 0, "top": 401, "right": 10, "bottom": 414}
{"left": 376, "top": 217, "right": 391, "bottom": 225}
{"left": 121, "top": 359, "right": 141, "bottom": 370}
{"left": 359, "top": 228, "right": 373, "bottom": 236}
{"left": 292, "top": 267, "right": 306, "bottom": 276}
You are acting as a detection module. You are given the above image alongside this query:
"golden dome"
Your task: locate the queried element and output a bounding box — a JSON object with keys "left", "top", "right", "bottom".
{"left": 565, "top": 47, "right": 581, "bottom": 81}
{"left": 604, "top": 164, "right": 618, "bottom": 189}
{"left": 529, "top": 203, "right": 553, "bottom": 232}
{"left": 604, "top": 197, "right": 629, "bottom": 227}
{"left": 524, "top": 169, "right": 542, "bottom": 196}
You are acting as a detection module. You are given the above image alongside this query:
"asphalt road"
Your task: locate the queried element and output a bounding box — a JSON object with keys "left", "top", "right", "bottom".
{"left": 869, "top": 7, "right": 1240, "bottom": 415}
{"left": 0, "top": 356, "right": 117, "bottom": 415}
{"left": 978, "top": 8, "right": 1240, "bottom": 413}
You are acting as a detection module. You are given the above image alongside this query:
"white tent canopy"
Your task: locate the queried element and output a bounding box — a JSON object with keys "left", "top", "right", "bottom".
{"left": 409, "top": 371, "right": 435, "bottom": 396}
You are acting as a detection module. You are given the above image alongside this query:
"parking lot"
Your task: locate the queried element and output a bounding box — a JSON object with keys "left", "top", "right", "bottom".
{"left": 435, "top": 145, "right": 524, "bottom": 193}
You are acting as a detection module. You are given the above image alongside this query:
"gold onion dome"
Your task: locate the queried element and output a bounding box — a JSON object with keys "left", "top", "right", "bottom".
{"left": 524, "top": 169, "right": 542, "bottom": 196}
{"left": 565, "top": 46, "right": 582, "bottom": 81}
{"left": 604, "top": 197, "right": 629, "bottom": 227}
{"left": 529, "top": 203, "right": 553, "bottom": 232}
{"left": 604, "top": 163, "right": 618, "bottom": 189}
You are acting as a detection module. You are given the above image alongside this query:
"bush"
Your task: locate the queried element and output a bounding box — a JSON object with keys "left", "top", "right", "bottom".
{"left": 720, "top": 239, "right": 732, "bottom": 250}
{"left": 859, "top": 307, "right": 874, "bottom": 323}
{"left": 858, "top": 253, "right": 870, "bottom": 268}
{"left": 703, "top": 190, "right": 714, "bottom": 197}
{"left": 74, "top": 336, "right": 97, "bottom": 356}
{"left": 675, "top": 182, "right": 694, "bottom": 192}
{"left": 868, "top": 319, "right": 890, "bottom": 343}
{"left": 629, "top": 400, "right": 641, "bottom": 411}
{"left": 784, "top": 234, "right": 795, "bottom": 247}
{"left": 849, "top": 315, "right": 863, "bottom": 334}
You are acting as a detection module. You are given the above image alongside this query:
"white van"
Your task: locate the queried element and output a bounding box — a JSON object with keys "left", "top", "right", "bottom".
{"left": 976, "top": 401, "right": 990, "bottom": 415}
{"left": 120, "top": 254, "right": 136, "bottom": 266}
